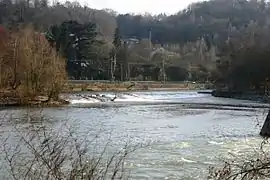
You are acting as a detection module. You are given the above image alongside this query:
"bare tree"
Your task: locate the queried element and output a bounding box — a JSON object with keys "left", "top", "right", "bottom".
{"left": 0, "top": 25, "right": 67, "bottom": 105}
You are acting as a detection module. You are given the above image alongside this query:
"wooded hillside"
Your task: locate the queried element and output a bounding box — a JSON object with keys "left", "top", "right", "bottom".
{"left": 1, "top": 0, "right": 270, "bottom": 90}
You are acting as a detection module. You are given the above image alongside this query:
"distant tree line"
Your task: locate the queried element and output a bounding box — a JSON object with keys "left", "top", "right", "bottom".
{"left": 115, "top": 0, "right": 270, "bottom": 91}
{"left": 2, "top": 0, "right": 270, "bottom": 89}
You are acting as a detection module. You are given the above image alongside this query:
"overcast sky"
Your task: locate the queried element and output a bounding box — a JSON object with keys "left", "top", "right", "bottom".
{"left": 83, "top": 0, "right": 202, "bottom": 15}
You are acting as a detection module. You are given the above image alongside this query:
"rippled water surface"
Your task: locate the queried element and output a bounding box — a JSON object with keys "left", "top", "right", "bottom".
{"left": 1, "top": 91, "right": 269, "bottom": 179}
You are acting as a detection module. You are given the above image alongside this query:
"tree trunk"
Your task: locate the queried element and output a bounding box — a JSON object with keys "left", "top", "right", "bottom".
{"left": 260, "top": 110, "right": 270, "bottom": 138}
{"left": 120, "top": 63, "right": 123, "bottom": 81}
{"left": 110, "top": 56, "right": 115, "bottom": 81}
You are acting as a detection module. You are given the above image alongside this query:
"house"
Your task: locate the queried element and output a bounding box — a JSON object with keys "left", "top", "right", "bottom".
{"left": 121, "top": 37, "right": 139, "bottom": 48}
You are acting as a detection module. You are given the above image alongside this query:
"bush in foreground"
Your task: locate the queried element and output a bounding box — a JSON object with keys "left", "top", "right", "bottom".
{"left": 208, "top": 139, "right": 270, "bottom": 180}
{"left": 0, "top": 113, "right": 144, "bottom": 180}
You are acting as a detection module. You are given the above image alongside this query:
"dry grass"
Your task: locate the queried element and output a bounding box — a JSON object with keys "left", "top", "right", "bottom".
{"left": 65, "top": 82, "right": 134, "bottom": 92}
{"left": 0, "top": 26, "right": 67, "bottom": 104}
{"left": 65, "top": 81, "right": 206, "bottom": 92}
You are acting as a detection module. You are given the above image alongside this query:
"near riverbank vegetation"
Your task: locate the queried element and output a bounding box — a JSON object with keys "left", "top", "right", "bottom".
{"left": 208, "top": 139, "right": 270, "bottom": 180}
{"left": 0, "top": 26, "right": 67, "bottom": 106}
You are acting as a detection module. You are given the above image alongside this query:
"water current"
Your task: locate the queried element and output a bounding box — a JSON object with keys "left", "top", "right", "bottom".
{"left": 1, "top": 91, "right": 269, "bottom": 179}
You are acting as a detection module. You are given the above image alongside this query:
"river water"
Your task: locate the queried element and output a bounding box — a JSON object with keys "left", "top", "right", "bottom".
{"left": 1, "top": 91, "right": 269, "bottom": 179}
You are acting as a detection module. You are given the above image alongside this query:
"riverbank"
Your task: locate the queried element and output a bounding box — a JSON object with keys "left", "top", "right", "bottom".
{"left": 211, "top": 89, "right": 270, "bottom": 103}
{"left": 1, "top": 82, "right": 208, "bottom": 107}
{"left": 64, "top": 81, "right": 208, "bottom": 93}
{"left": 0, "top": 90, "right": 69, "bottom": 107}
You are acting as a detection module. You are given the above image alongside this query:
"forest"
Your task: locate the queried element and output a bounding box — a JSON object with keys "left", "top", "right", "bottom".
{"left": 1, "top": 0, "right": 270, "bottom": 92}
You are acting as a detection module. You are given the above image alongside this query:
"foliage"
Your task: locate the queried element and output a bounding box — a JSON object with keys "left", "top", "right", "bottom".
{"left": 0, "top": 0, "right": 117, "bottom": 37}
{"left": 212, "top": 23, "right": 270, "bottom": 92}
{"left": 3, "top": 0, "right": 270, "bottom": 82}
{"left": 0, "top": 26, "right": 67, "bottom": 101}
{"left": 45, "top": 20, "right": 103, "bottom": 79}
{"left": 116, "top": 0, "right": 268, "bottom": 45}
{"left": 115, "top": 0, "right": 270, "bottom": 83}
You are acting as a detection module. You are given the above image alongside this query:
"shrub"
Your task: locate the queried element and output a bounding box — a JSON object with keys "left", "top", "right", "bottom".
{"left": 0, "top": 26, "right": 67, "bottom": 102}
{"left": 208, "top": 139, "right": 270, "bottom": 180}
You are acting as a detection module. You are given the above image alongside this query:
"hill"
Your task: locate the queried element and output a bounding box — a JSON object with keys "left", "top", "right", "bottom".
{"left": 1, "top": 0, "right": 270, "bottom": 88}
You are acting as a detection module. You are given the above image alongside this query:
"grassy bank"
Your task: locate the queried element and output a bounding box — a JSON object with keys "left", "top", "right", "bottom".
{"left": 64, "top": 81, "right": 209, "bottom": 93}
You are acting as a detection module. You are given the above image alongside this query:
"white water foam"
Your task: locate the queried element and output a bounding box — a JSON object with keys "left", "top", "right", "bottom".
{"left": 114, "top": 94, "right": 158, "bottom": 102}
{"left": 180, "top": 157, "right": 197, "bottom": 163}
{"left": 139, "top": 91, "right": 208, "bottom": 99}
{"left": 65, "top": 91, "right": 212, "bottom": 105}
{"left": 68, "top": 98, "right": 100, "bottom": 104}
{"left": 208, "top": 141, "right": 224, "bottom": 145}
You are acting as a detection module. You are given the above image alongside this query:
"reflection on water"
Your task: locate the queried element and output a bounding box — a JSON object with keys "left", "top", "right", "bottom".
{"left": 0, "top": 91, "right": 268, "bottom": 179}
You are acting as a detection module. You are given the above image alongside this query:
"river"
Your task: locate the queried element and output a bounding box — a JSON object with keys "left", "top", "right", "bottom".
{"left": 0, "top": 91, "right": 269, "bottom": 179}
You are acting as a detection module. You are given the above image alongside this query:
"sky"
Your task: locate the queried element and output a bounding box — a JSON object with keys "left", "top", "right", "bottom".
{"left": 83, "top": 0, "right": 202, "bottom": 15}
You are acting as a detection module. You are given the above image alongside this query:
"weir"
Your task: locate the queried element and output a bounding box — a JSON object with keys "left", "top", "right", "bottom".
{"left": 64, "top": 92, "right": 270, "bottom": 112}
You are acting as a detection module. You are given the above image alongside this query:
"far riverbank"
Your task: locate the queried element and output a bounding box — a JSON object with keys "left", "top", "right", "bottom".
{"left": 64, "top": 81, "right": 210, "bottom": 93}
{"left": 0, "top": 81, "right": 209, "bottom": 107}
{"left": 211, "top": 89, "right": 270, "bottom": 103}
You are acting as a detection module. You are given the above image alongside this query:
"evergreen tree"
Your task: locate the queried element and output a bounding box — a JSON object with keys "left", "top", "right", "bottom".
{"left": 45, "top": 20, "right": 102, "bottom": 79}
{"left": 113, "top": 27, "right": 121, "bottom": 51}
